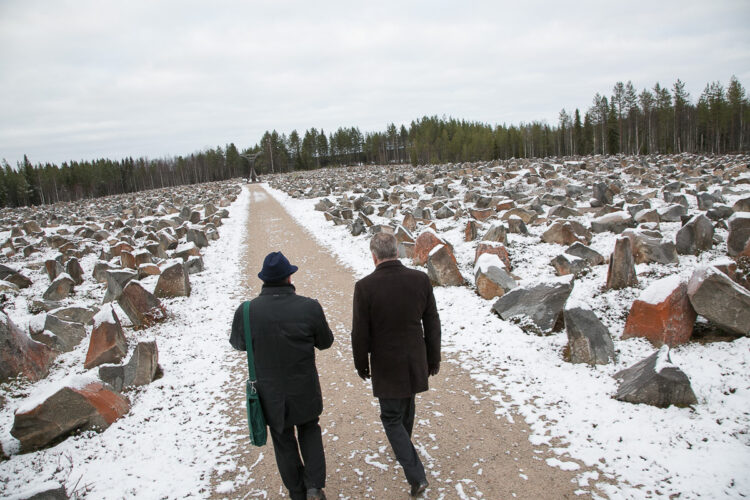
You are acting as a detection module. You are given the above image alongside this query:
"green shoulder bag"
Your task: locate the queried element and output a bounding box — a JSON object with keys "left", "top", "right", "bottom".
{"left": 242, "top": 301, "right": 267, "bottom": 446}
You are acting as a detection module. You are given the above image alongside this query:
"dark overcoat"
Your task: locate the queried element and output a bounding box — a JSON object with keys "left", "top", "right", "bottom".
{"left": 351, "top": 260, "right": 441, "bottom": 399}
{"left": 230, "top": 284, "right": 333, "bottom": 433}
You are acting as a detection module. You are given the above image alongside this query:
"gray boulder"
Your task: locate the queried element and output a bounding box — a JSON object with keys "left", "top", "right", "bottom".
{"left": 590, "top": 211, "right": 634, "bottom": 234}
{"left": 102, "top": 269, "right": 137, "bottom": 303}
{"left": 0, "top": 264, "right": 32, "bottom": 289}
{"left": 687, "top": 266, "right": 750, "bottom": 336}
{"left": 606, "top": 237, "right": 638, "bottom": 290}
{"left": 483, "top": 223, "right": 508, "bottom": 244}
{"left": 507, "top": 216, "right": 529, "bottom": 235}
{"left": 186, "top": 256, "right": 205, "bottom": 274}
{"left": 658, "top": 204, "right": 688, "bottom": 222}
{"left": 675, "top": 214, "right": 714, "bottom": 255}
{"left": 29, "top": 314, "right": 86, "bottom": 353}
{"left": 49, "top": 306, "right": 98, "bottom": 325}
{"left": 622, "top": 228, "right": 679, "bottom": 265}
{"left": 592, "top": 182, "right": 614, "bottom": 206}
{"left": 727, "top": 212, "right": 750, "bottom": 257}
{"left": 564, "top": 302, "right": 615, "bottom": 365}
{"left": 492, "top": 277, "right": 573, "bottom": 333}
{"left": 706, "top": 205, "right": 734, "bottom": 221}
{"left": 550, "top": 254, "right": 589, "bottom": 276}
{"left": 99, "top": 341, "right": 159, "bottom": 392}
{"left": 92, "top": 260, "right": 118, "bottom": 283}
{"left": 186, "top": 227, "right": 209, "bottom": 248}
{"left": 565, "top": 242, "right": 605, "bottom": 266}
{"left": 42, "top": 273, "right": 75, "bottom": 301}
{"left": 614, "top": 347, "right": 698, "bottom": 408}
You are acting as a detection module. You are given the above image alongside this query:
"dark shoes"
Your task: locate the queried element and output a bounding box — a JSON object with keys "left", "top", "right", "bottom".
{"left": 409, "top": 479, "right": 428, "bottom": 497}
{"left": 306, "top": 488, "right": 326, "bottom": 500}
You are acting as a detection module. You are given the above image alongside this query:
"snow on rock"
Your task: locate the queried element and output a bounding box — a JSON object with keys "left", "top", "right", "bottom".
{"left": 639, "top": 274, "right": 685, "bottom": 305}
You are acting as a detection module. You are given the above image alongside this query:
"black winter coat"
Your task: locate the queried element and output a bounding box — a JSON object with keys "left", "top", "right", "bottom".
{"left": 351, "top": 260, "right": 441, "bottom": 399}
{"left": 230, "top": 284, "right": 333, "bottom": 433}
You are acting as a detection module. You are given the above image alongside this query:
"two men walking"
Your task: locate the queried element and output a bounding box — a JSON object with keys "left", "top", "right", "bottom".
{"left": 232, "top": 233, "right": 441, "bottom": 498}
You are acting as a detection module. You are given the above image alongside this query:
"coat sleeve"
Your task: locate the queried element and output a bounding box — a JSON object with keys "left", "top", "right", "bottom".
{"left": 422, "top": 275, "right": 441, "bottom": 366}
{"left": 350, "top": 280, "right": 371, "bottom": 373}
{"left": 313, "top": 300, "right": 334, "bottom": 350}
{"left": 229, "top": 303, "right": 246, "bottom": 351}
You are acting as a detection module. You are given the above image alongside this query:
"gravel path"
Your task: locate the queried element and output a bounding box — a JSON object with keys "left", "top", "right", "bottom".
{"left": 213, "top": 185, "right": 600, "bottom": 499}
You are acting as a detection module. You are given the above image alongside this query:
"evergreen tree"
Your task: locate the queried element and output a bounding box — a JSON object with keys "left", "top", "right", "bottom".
{"left": 573, "top": 109, "right": 583, "bottom": 155}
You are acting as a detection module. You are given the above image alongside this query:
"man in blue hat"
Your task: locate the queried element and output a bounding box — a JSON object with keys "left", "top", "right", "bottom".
{"left": 230, "top": 251, "right": 334, "bottom": 500}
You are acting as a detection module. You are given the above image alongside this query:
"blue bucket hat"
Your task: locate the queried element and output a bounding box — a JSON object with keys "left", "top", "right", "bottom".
{"left": 258, "top": 251, "right": 298, "bottom": 282}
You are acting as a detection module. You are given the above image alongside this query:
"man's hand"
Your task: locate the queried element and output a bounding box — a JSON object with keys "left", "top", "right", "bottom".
{"left": 428, "top": 363, "right": 440, "bottom": 376}
{"left": 357, "top": 367, "right": 370, "bottom": 380}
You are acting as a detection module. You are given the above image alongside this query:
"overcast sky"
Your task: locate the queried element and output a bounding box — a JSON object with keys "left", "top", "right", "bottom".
{"left": 1, "top": 0, "right": 748, "bottom": 166}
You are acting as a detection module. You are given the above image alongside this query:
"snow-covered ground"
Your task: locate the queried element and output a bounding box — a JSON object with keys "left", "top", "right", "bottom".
{"left": 0, "top": 187, "right": 250, "bottom": 498}
{"left": 263, "top": 174, "right": 750, "bottom": 500}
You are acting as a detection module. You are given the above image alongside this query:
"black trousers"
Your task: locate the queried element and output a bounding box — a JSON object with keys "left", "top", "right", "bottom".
{"left": 269, "top": 417, "right": 326, "bottom": 500}
{"left": 378, "top": 395, "right": 426, "bottom": 486}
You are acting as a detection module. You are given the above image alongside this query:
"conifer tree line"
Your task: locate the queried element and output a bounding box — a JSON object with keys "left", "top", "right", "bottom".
{"left": 1, "top": 76, "right": 747, "bottom": 208}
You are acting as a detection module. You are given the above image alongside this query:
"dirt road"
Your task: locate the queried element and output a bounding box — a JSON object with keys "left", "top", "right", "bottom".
{"left": 213, "top": 185, "right": 599, "bottom": 499}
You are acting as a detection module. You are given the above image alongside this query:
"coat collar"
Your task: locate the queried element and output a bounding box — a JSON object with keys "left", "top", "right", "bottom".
{"left": 375, "top": 259, "right": 403, "bottom": 271}
{"left": 260, "top": 283, "right": 296, "bottom": 295}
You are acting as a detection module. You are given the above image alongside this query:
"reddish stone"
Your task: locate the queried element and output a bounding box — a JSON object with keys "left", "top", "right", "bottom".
{"left": 0, "top": 312, "right": 56, "bottom": 382}
{"left": 134, "top": 250, "right": 153, "bottom": 267}
{"left": 402, "top": 213, "right": 417, "bottom": 233}
{"left": 138, "top": 263, "right": 161, "bottom": 280}
{"left": 111, "top": 241, "right": 134, "bottom": 258}
{"left": 120, "top": 251, "right": 136, "bottom": 270}
{"left": 496, "top": 200, "right": 514, "bottom": 211}
{"left": 413, "top": 231, "right": 449, "bottom": 266}
{"left": 84, "top": 308, "right": 128, "bottom": 370}
{"left": 474, "top": 242, "right": 512, "bottom": 271}
{"left": 622, "top": 277, "right": 696, "bottom": 346}
{"left": 470, "top": 208, "right": 495, "bottom": 221}
{"left": 542, "top": 221, "right": 592, "bottom": 246}
{"left": 117, "top": 281, "right": 167, "bottom": 329}
{"left": 11, "top": 380, "right": 129, "bottom": 452}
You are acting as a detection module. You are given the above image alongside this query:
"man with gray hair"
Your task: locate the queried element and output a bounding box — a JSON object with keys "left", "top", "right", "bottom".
{"left": 351, "top": 232, "right": 441, "bottom": 498}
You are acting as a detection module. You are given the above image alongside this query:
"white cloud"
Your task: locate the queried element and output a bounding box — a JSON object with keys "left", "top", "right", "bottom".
{"left": 0, "top": 0, "right": 748, "bottom": 165}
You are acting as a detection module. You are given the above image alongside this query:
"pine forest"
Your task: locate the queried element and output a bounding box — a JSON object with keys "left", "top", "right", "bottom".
{"left": 1, "top": 76, "right": 748, "bottom": 208}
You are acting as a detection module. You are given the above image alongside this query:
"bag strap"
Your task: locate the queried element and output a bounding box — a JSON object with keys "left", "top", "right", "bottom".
{"left": 242, "top": 301, "right": 257, "bottom": 382}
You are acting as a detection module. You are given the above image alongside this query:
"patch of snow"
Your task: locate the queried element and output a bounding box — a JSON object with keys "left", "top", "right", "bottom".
{"left": 638, "top": 275, "right": 683, "bottom": 305}
{"left": 654, "top": 346, "right": 676, "bottom": 374}
{"left": 92, "top": 304, "right": 116, "bottom": 328}
{"left": 474, "top": 253, "right": 504, "bottom": 274}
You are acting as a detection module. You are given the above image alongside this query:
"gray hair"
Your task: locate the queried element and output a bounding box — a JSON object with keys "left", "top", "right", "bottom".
{"left": 370, "top": 232, "right": 398, "bottom": 260}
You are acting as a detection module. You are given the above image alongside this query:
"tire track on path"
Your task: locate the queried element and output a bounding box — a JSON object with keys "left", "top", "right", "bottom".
{"left": 212, "top": 184, "right": 600, "bottom": 499}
